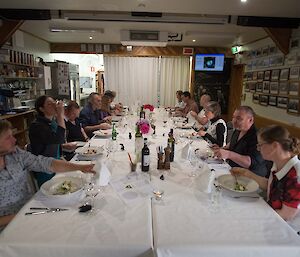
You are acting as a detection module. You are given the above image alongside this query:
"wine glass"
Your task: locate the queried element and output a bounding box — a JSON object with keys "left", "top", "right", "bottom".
{"left": 188, "top": 149, "right": 200, "bottom": 177}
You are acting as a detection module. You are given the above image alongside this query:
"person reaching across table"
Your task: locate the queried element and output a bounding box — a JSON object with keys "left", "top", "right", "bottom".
{"left": 198, "top": 101, "right": 227, "bottom": 147}
{"left": 231, "top": 125, "right": 300, "bottom": 233}
{"left": 213, "top": 106, "right": 269, "bottom": 177}
{"left": 0, "top": 120, "right": 95, "bottom": 231}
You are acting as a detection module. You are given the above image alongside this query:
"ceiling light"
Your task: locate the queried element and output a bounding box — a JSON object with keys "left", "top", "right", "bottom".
{"left": 89, "top": 36, "right": 93, "bottom": 40}
{"left": 241, "top": 0, "right": 247, "bottom": 2}
{"left": 192, "top": 39, "right": 196, "bottom": 42}
{"left": 50, "top": 27, "right": 104, "bottom": 33}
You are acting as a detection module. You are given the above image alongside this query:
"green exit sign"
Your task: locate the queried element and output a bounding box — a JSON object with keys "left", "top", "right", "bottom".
{"left": 231, "top": 46, "right": 242, "bottom": 54}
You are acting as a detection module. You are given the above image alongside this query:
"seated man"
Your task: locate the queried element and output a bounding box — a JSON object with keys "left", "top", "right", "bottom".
{"left": 190, "top": 93, "right": 211, "bottom": 128}
{"left": 0, "top": 120, "right": 95, "bottom": 231}
{"left": 104, "top": 90, "right": 123, "bottom": 114}
{"left": 175, "top": 90, "right": 185, "bottom": 109}
{"left": 213, "top": 106, "right": 269, "bottom": 177}
{"left": 175, "top": 91, "right": 199, "bottom": 117}
{"left": 79, "top": 92, "right": 111, "bottom": 138}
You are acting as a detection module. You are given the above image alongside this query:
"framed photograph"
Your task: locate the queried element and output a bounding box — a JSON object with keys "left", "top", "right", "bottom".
{"left": 243, "top": 72, "right": 248, "bottom": 81}
{"left": 263, "top": 81, "right": 270, "bottom": 93}
{"left": 287, "top": 98, "right": 300, "bottom": 114}
{"left": 249, "top": 82, "right": 256, "bottom": 92}
{"left": 264, "top": 70, "right": 271, "bottom": 80}
{"left": 270, "top": 82, "right": 279, "bottom": 94}
{"left": 290, "top": 38, "right": 299, "bottom": 50}
{"left": 269, "top": 46, "right": 278, "bottom": 55}
{"left": 262, "top": 46, "right": 269, "bottom": 56}
{"left": 252, "top": 93, "right": 260, "bottom": 104}
{"left": 252, "top": 71, "right": 258, "bottom": 80}
{"left": 269, "top": 96, "right": 277, "bottom": 106}
{"left": 256, "top": 82, "right": 263, "bottom": 92}
{"left": 262, "top": 58, "right": 270, "bottom": 68}
{"left": 247, "top": 72, "right": 253, "bottom": 81}
{"left": 279, "top": 81, "right": 289, "bottom": 95}
{"left": 259, "top": 95, "right": 269, "bottom": 106}
{"left": 270, "top": 55, "right": 284, "bottom": 66}
{"left": 271, "top": 69, "right": 280, "bottom": 80}
{"left": 289, "top": 66, "right": 300, "bottom": 80}
{"left": 280, "top": 68, "right": 289, "bottom": 81}
{"left": 277, "top": 97, "right": 288, "bottom": 109}
{"left": 288, "top": 81, "right": 300, "bottom": 96}
{"left": 257, "top": 71, "right": 264, "bottom": 81}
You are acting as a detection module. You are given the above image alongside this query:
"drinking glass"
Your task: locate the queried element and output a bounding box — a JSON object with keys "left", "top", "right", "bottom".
{"left": 188, "top": 150, "right": 199, "bottom": 177}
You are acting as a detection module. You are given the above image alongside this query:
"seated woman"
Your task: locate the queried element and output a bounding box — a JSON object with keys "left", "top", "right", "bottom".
{"left": 104, "top": 90, "right": 123, "bottom": 114}
{"left": 100, "top": 94, "right": 113, "bottom": 119}
{"left": 231, "top": 125, "right": 300, "bottom": 233}
{"left": 65, "top": 101, "right": 89, "bottom": 142}
{"left": 198, "top": 101, "right": 227, "bottom": 147}
{"left": 29, "top": 96, "right": 66, "bottom": 187}
{"left": 0, "top": 120, "right": 95, "bottom": 231}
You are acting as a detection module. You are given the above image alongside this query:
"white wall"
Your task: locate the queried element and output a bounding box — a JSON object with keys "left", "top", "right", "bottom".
{"left": 240, "top": 28, "right": 300, "bottom": 127}
{"left": 49, "top": 53, "right": 104, "bottom": 93}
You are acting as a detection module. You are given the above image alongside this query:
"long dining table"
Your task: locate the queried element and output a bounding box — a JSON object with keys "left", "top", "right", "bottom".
{"left": 1, "top": 109, "right": 300, "bottom": 257}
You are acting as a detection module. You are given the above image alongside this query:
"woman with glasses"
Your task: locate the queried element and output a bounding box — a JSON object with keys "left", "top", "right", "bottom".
{"left": 197, "top": 101, "right": 227, "bottom": 147}
{"left": 231, "top": 125, "right": 300, "bottom": 233}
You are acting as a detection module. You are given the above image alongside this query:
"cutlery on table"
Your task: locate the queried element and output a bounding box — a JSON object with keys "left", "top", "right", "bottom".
{"left": 25, "top": 208, "right": 69, "bottom": 215}
{"left": 231, "top": 195, "right": 260, "bottom": 199}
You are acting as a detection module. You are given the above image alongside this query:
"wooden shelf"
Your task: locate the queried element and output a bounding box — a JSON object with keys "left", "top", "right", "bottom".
{"left": 1, "top": 76, "right": 39, "bottom": 80}
{"left": 1, "top": 61, "right": 39, "bottom": 68}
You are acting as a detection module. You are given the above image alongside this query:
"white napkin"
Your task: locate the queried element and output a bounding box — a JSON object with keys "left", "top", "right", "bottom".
{"left": 94, "top": 160, "right": 111, "bottom": 186}
{"left": 181, "top": 143, "right": 192, "bottom": 159}
{"left": 187, "top": 112, "right": 196, "bottom": 125}
{"left": 196, "top": 169, "right": 216, "bottom": 194}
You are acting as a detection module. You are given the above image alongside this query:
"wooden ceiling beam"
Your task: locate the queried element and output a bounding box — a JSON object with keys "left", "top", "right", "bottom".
{"left": 264, "top": 27, "right": 292, "bottom": 55}
{"left": 0, "top": 19, "right": 24, "bottom": 48}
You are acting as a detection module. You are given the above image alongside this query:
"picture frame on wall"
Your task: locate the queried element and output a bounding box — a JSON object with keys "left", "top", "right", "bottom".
{"left": 280, "top": 68, "right": 289, "bottom": 81}
{"left": 252, "top": 71, "right": 258, "bottom": 80}
{"left": 271, "top": 69, "right": 280, "bottom": 80}
{"left": 287, "top": 98, "right": 300, "bottom": 114}
{"left": 264, "top": 70, "right": 271, "bottom": 80}
{"left": 256, "top": 82, "right": 263, "bottom": 92}
{"left": 256, "top": 48, "right": 262, "bottom": 57}
{"left": 270, "top": 82, "right": 279, "bottom": 94}
{"left": 262, "top": 46, "right": 269, "bottom": 56}
{"left": 252, "top": 93, "right": 259, "bottom": 104}
{"left": 259, "top": 95, "right": 269, "bottom": 106}
{"left": 247, "top": 72, "right": 253, "bottom": 81}
{"left": 290, "top": 38, "right": 299, "bottom": 50}
{"left": 257, "top": 71, "right": 264, "bottom": 81}
{"left": 289, "top": 66, "right": 300, "bottom": 80}
{"left": 279, "top": 81, "right": 289, "bottom": 95}
{"left": 244, "top": 82, "right": 249, "bottom": 92}
{"left": 277, "top": 97, "right": 288, "bottom": 109}
{"left": 269, "top": 96, "right": 277, "bottom": 106}
{"left": 288, "top": 81, "right": 300, "bottom": 96}
{"left": 269, "top": 46, "right": 278, "bottom": 55}
{"left": 263, "top": 81, "right": 270, "bottom": 93}
{"left": 249, "top": 82, "right": 256, "bottom": 92}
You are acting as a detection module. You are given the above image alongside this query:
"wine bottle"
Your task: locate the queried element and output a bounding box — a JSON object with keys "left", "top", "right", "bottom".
{"left": 140, "top": 106, "right": 145, "bottom": 119}
{"left": 141, "top": 138, "right": 150, "bottom": 172}
{"left": 112, "top": 123, "right": 117, "bottom": 141}
{"left": 135, "top": 125, "right": 143, "bottom": 161}
{"left": 168, "top": 129, "right": 175, "bottom": 162}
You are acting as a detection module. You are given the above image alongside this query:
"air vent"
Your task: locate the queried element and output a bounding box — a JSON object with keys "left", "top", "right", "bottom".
{"left": 131, "top": 12, "right": 162, "bottom": 18}
{"left": 121, "top": 30, "right": 168, "bottom": 47}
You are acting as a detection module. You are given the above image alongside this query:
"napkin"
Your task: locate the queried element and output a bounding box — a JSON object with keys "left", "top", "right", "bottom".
{"left": 181, "top": 143, "right": 192, "bottom": 159}
{"left": 196, "top": 169, "right": 216, "bottom": 194}
{"left": 187, "top": 112, "right": 196, "bottom": 125}
{"left": 94, "top": 159, "right": 111, "bottom": 186}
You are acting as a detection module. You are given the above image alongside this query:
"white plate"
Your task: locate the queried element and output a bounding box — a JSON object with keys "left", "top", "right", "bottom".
{"left": 173, "top": 117, "right": 186, "bottom": 122}
{"left": 217, "top": 174, "right": 259, "bottom": 194}
{"left": 40, "top": 176, "right": 84, "bottom": 198}
{"left": 176, "top": 122, "right": 193, "bottom": 129}
{"left": 73, "top": 141, "right": 86, "bottom": 147}
{"left": 93, "top": 129, "right": 112, "bottom": 137}
{"left": 75, "top": 146, "right": 104, "bottom": 157}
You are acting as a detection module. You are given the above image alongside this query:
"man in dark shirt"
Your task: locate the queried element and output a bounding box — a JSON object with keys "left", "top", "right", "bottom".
{"left": 213, "top": 106, "right": 269, "bottom": 177}
{"left": 79, "top": 92, "right": 111, "bottom": 138}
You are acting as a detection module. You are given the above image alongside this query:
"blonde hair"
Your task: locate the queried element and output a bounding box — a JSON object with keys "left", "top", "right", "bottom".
{"left": 0, "top": 120, "right": 12, "bottom": 136}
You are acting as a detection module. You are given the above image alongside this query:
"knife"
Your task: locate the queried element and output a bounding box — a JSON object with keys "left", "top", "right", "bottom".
{"left": 25, "top": 208, "right": 68, "bottom": 215}
{"left": 30, "top": 207, "right": 68, "bottom": 211}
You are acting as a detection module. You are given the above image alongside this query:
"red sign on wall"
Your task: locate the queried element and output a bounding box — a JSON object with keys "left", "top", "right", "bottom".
{"left": 90, "top": 66, "right": 95, "bottom": 72}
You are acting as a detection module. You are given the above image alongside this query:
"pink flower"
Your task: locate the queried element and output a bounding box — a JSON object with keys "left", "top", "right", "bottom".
{"left": 144, "top": 104, "right": 154, "bottom": 112}
{"left": 136, "top": 119, "right": 150, "bottom": 134}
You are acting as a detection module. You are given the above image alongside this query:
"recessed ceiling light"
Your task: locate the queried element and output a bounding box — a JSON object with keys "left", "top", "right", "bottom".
{"left": 241, "top": 0, "right": 247, "bottom": 2}
{"left": 192, "top": 39, "right": 196, "bottom": 42}
{"left": 89, "top": 36, "right": 93, "bottom": 40}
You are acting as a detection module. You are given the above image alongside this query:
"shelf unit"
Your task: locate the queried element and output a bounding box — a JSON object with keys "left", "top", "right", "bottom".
{"left": 0, "top": 110, "right": 36, "bottom": 148}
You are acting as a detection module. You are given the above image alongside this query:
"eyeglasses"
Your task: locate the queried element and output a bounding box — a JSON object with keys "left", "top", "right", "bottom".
{"left": 256, "top": 142, "right": 268, "bottom": 148}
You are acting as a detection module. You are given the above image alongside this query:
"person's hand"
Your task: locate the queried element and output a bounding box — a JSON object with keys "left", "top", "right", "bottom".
{"left": 103, "top": 116, "right": 112, "bottom": 122}
{"left": 214, "top": 148, "right": 230, "bottom": 159}
{"left": 55, "top": 100, "right": 65, "bottom": 116}
{"left": 62, "top": 142, "right": 77, "bottom": 152}
{"left": 198, "top": 130, "right": 206, "bottom": 137}
{"left": 230, "top": 167, "right": 250, "bottom": 178}
{"left": 189, "top": 111, "right": 197, "bottom": 118}
{"left": 78, "top": 164, "right": 95, "bottom": 174}
{"left": 99, "top": 123, "right": 112, "bottom": 130}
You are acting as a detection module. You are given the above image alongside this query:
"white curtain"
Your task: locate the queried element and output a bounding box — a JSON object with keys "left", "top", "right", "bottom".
{"left": 104, "top": 56, "right": 159, "bottom": 106}
{"left": 159, "top": 57, "right": 190, "bottom": 107}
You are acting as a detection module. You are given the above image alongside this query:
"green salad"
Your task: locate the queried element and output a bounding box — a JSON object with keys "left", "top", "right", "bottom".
{"left": 54, "top": 181, "right": 77, "bottom": 195}
{"left": 234, "top": 182, "right": 247, "bottom": 191}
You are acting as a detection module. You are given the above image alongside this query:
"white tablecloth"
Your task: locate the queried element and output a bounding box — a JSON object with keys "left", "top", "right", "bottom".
{"left": 1, "top": 113, "right": 300, "bottom": 257}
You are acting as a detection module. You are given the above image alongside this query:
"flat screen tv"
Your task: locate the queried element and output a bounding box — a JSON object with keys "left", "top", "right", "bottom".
{"left": 195, "top": 53, "right": 225, "bottom": 71}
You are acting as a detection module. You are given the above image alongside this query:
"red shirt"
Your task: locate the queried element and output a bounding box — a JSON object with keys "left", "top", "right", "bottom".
{"left": 268, "top": 156, "right": 300, "bottom": 210}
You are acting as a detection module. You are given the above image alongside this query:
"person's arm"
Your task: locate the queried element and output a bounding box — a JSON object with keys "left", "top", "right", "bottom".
{"left": 55, "top": 101, "right": 66, "bottom": 129}
{"left": 29, "top": 122, "right": 65, "bottom": 145}
{"left": 201, "top": 123, "right": 225, "bottom": 147}
{"left": 50, "top": 159, "right": 95, "bottom": 174}
{"left": 276, "top": 205, "right": 300, "bottom": 221}
{"left": 230, "top": 167, "right": 268, "bottom": 190}
{"left": 217, "top": 149, "right": 252, "bottom": 168}
{"left": 83, "top": 123, "right": 111, "bottom": 134}
{"left": 0, "top": 214, "right": 15, "bottom": 227}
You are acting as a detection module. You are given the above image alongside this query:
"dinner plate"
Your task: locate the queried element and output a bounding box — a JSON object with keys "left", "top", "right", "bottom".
{"left": 73, "top": 141, "right": 86, "bottom": 147}
{"left": 40, "top": 176, "right": 84, "bottom": 199}
{"left": 75, "top": 146, "right": 104, "bottom": 159}
{"left": 176, "top": 122, "right": 193, "bottom": 129}
{"left": 93, "top": 129, "right": 112, "bottom": 137}
{"left": 217, "top": 174, "right": 259, "bottom": 194}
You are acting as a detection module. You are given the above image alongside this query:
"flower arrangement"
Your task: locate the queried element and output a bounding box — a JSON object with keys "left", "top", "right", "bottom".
{"left": 136, "top": 119, "right": 150, "bottom": 134}
{"left": 143, "top": 104, "right": 154, "bottom": 112}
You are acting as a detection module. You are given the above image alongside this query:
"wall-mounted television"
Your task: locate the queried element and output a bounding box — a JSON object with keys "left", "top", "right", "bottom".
{"left": 195, "top": 53, "right": 225, "bottom": 71}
